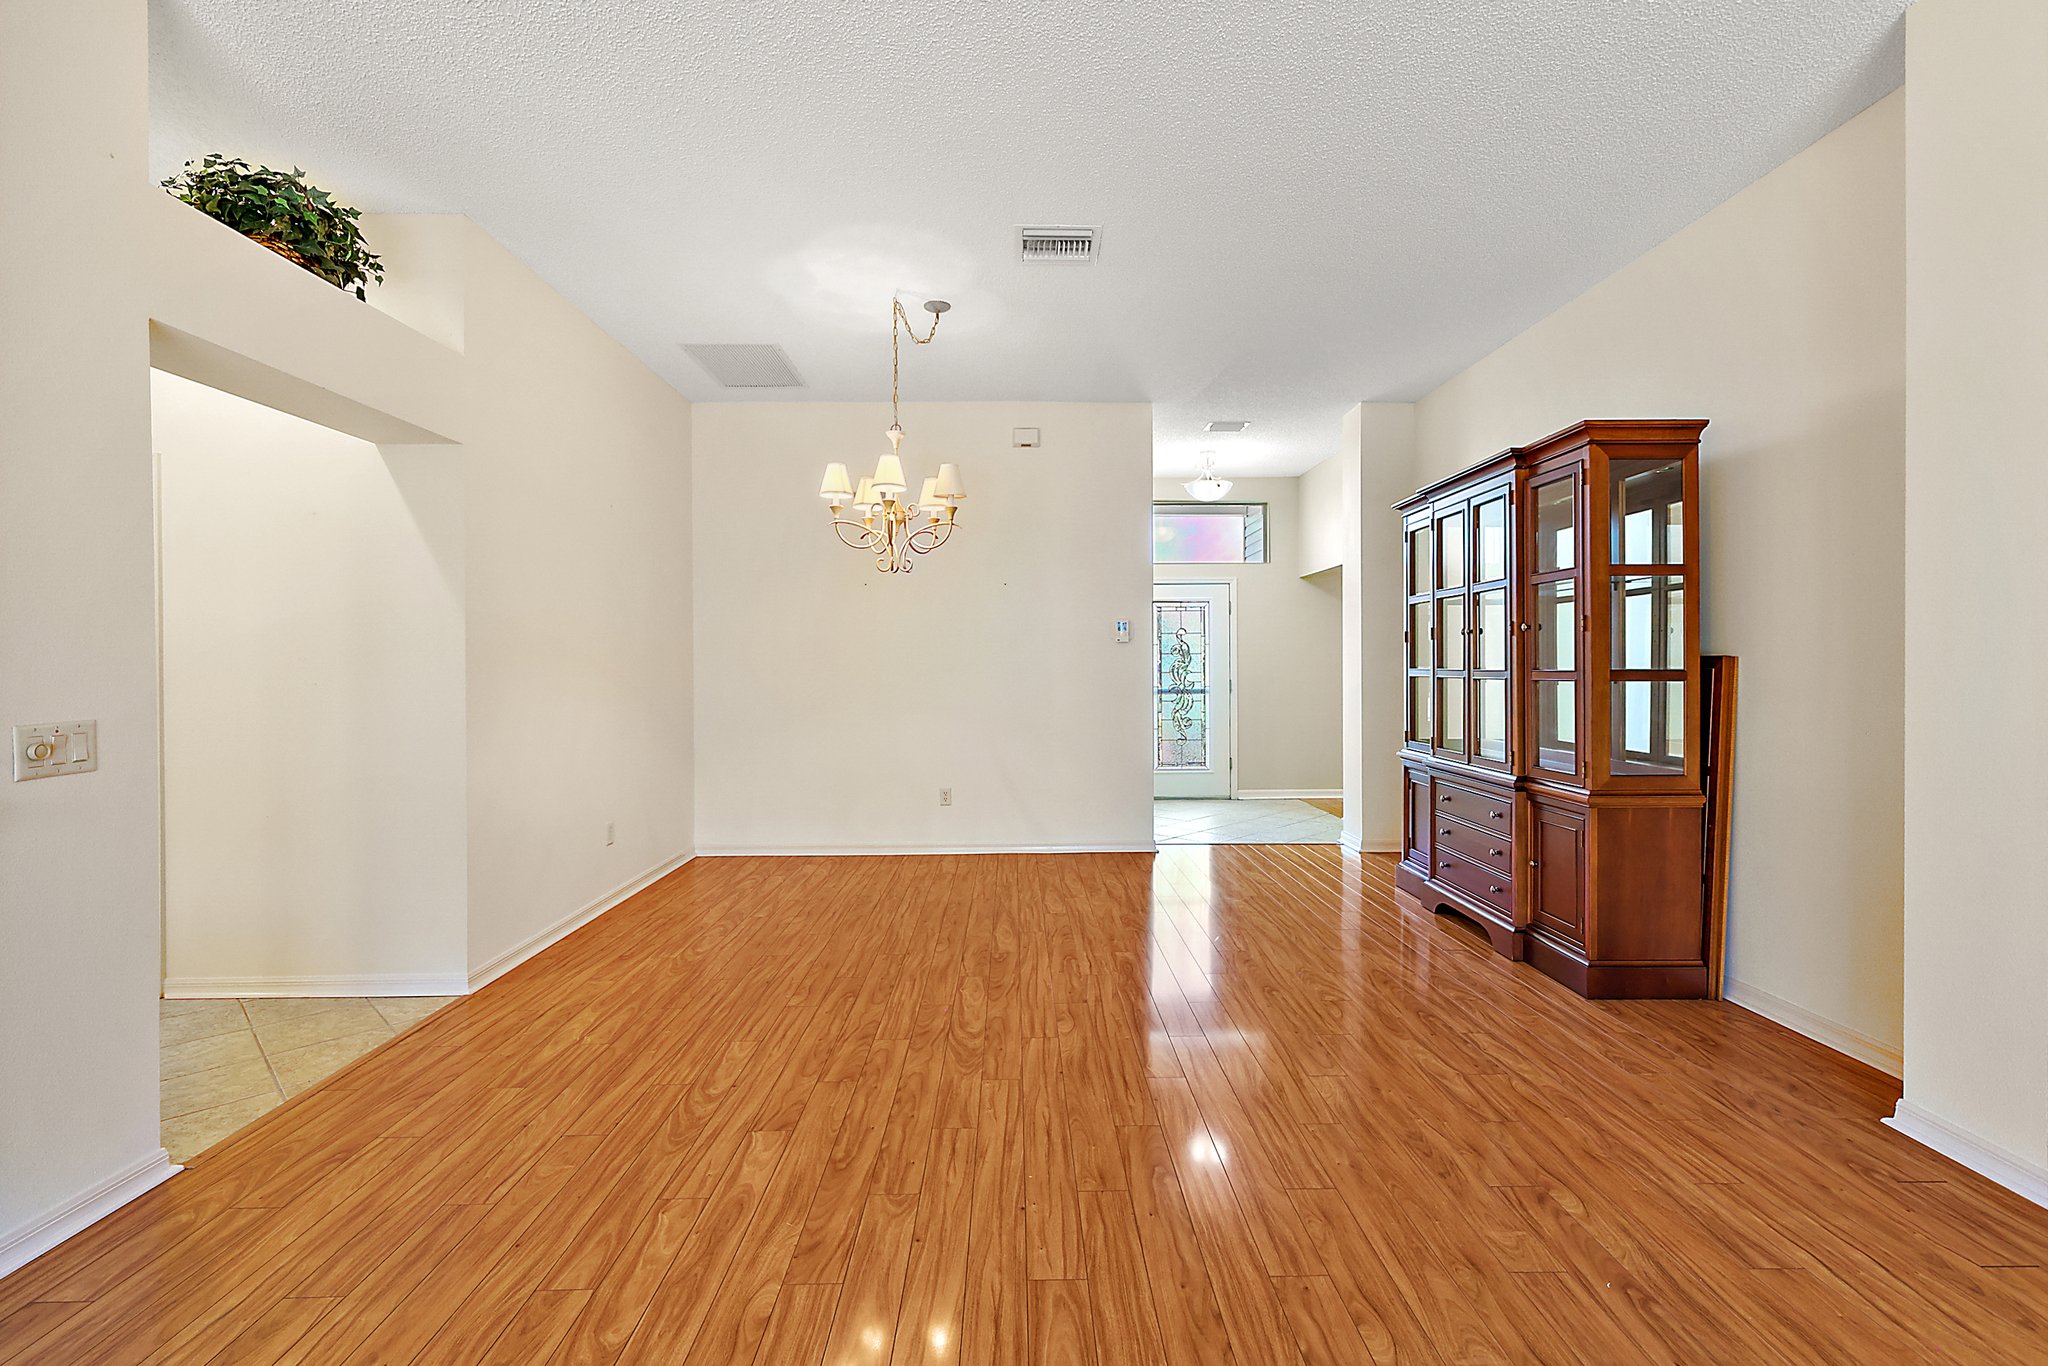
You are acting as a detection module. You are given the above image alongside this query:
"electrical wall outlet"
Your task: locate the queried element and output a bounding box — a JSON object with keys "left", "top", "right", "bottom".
{"left": 939, "top": 788, "right": 953, "bottom": 807}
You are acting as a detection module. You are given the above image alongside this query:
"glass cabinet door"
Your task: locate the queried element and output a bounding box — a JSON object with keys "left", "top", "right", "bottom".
{"left": 1465, "top": 486, "right": 1513, "bottom": 770}
{"left": 1435, "top": 507, "right": 1466, "bottom": 591}
{"left": 1608, "top": 574, "right": 1688, "bottom": 774}
{"left": 1474, "top": 496, "right": 1508, "bottom": 584}
{"left": 1526, "top": 469, "right": 1583, "bottom": 780}
{"left": 1402, "top": 515, "right": 1433, "bottom": 750}
{"left": 1533, "top": 579, "right": 1577, "bottom": 672}
{"left": 1604, "top": 454, "right": 1694, "bottom": 779}
{"left": 1436, "top": 595, "right": 1466, "bottom": 671}
{"left": 1533, "top": 475, "right": 1576, "bottom": 575}
{"left": 1436, "top": 676, "right": 1467, "bottom": 757}
{"left": 1431, "top": 502, "right": 1469, "bottom": 762}
{"left": 1610, "top": 457, "right": 1685, "bottom": 566}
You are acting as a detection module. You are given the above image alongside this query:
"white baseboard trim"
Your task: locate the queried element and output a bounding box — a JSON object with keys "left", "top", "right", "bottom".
{"left": 1235, "top": 788, "right": 1343, "bottom": 801}
{"left": 467, "top": 850, "right": 695, "bottom": 991}
{"left": 693, "top": 844, "right": 1156, "bottom": 858}
{"left": 164, "top": 973, "right": 470, "bottom": 1000}
{"left": 1723, "top": 978, "right": 1904, "bottom": 1078}
{"left": 1339, "top": 833, "right": 1401, "bottom": 855}
{"left": 1885, "top": 1100, "right": 2048, "bottom": 1211}
{"left": 0, "top": 1147, "right": 180, "bottom": 1280}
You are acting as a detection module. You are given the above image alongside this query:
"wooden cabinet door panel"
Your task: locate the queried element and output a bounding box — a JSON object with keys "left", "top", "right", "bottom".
{"left": 1531, "top": 802, "right": 1587, "bottom": 944}
{"left": 1404, "top": 771, "right": 1432, "bottom": 869}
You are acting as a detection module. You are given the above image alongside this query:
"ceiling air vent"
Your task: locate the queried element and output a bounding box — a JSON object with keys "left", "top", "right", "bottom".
{"left": 1019, "top": 226, "right": 1098, "bottom": 264}
{"left": 1204, "top": 420, "right": 1251, "bottom": 434}
{"left": 681, "top": 343, "right": 805, "bottom": 388}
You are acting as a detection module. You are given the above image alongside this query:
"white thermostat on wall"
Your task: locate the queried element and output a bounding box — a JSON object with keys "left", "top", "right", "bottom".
{"left": 1115, "top": 619, "right": 1131, "bottom": 642}
{"left": 1012, "top": 427, "right": 1041, "bottom": 448}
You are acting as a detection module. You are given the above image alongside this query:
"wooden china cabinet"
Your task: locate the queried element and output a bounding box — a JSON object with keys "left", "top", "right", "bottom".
{"left": 1396, "top": 420, "right": 1711, "bottom": 998}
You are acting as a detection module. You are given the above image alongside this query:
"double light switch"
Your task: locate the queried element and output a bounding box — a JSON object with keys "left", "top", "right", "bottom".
{"left": 13, "top": 721, "right": 96, "bottom": 781}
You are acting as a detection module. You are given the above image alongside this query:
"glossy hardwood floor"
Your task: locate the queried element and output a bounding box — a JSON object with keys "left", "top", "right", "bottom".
{"left": 3, "top": 848, "right": 2045, "bottom": 1364}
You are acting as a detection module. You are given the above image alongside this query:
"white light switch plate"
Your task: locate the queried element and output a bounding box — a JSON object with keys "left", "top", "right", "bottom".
{"left": 13, "top": 721, "right": 96, "bottom": 781}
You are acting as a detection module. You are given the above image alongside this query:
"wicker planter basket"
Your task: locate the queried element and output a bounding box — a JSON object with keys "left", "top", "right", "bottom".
{"left": 252, "top": 236, "right": 311, "bottom": 269}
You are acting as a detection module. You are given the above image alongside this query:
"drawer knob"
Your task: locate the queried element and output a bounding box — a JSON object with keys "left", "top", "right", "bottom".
{"left": 1490, "top": 811, "right": 1505, "bottom": 820}
{"left": 1490, "top": 848, "right": 1503, "bottom": 857}
{"left": 1439, "top": 794, "right": 1452, "bottom": 803}
{"left": 1490, "top": 884, "right": 1503, "bottom": 894}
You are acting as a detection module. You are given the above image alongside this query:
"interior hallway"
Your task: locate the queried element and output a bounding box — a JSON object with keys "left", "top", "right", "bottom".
{"left": 2, "top": 849, "right": 2038, "bottom": 1363}
{"left": 1152, "top": 798, "right": 1342, "bottom": 846}
{"left": 160, "top": 997, "right": 459, "bottom": 1162}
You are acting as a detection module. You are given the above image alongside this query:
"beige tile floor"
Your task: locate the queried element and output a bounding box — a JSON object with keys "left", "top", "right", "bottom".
{"left": 159, "top": 996, "right": 458, "bottom": 1162}
{"left": 1153, "top": 797, "right": 1344, "bottom": 845}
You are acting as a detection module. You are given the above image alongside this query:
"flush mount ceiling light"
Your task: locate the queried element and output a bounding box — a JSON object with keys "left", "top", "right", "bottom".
{"left": 1185, "top": 451, "right": 1234, "bottom": 502}
{"left": 817, "top": 298, "right": 966, "bottom": 574}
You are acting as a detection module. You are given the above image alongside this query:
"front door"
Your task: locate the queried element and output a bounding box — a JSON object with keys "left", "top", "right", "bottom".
{"left": 1152, "top": 582, "right": 1233, "bottom": 798}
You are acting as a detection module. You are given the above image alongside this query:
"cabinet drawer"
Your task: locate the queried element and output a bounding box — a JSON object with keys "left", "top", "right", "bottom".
{"left": 1433, "top": 780, "right": 1513, "bottom": 832}
{"left": 1434, "top": 816, "right": 1513, "bottom": 874}
{"left": 1433, "top": 848, "right": 1514, "bottom": 915}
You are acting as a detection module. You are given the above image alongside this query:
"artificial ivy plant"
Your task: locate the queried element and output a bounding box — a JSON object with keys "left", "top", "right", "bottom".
{"left": 161, "top": 154, "right": 384, "bottom": 300}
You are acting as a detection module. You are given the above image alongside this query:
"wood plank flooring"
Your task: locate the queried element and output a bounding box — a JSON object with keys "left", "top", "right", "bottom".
{"left": 3, "top": 847, "right": 2045, "bottom": 1363}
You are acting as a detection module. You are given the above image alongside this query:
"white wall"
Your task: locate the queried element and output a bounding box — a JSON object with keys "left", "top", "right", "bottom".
{"left": 694, "top": 403, "right": 1153, "bottom": 853}
{"left": 1895, "top": 0, "right": 2048, "bottom": 1195}
{"left": 155, "top": 371, "right": 467, "bottom": 995}
{"left": 1409, "top": 93, "right": 1907, "bottom": 1067}
{"left": 0, "top": 0, "right": 171, "bottom": 1272}
{"left": 1344, "top": 404, "right": 1418, "bottom": 854}
{"left": 144, "top": 191, "right": 464, "bottom": 446}
{"left": 445, "top": 220, "right": 697, "bottom": 980}
{"left": 1152, "top": 477, "right": 1342, "bottom": 795}
{"left": 1297, "top": 454, "right": 1347, "bottom": 577}
{"left": 146, "top": 213, "right": 697, "bottom": 993}
{"left": 0, "top": 6, "right": 697, "bottom": 1265}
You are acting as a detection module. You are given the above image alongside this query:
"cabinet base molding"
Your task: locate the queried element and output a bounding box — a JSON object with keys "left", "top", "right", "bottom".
{"left": 1524, "top": 930, "right": 1709, "bottom": 1000}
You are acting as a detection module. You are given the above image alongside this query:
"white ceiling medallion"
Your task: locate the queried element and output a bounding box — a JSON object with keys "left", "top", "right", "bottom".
{"left": 817, "top": 298, "right": 967, "bottom": 575}
{"left": 1185, "top": 451, "right": 1233, "bottom": 502}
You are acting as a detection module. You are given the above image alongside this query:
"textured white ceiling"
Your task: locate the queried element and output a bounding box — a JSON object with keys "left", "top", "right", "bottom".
{"left": 149, "top": 1, "right": 1907, "bottom": 477}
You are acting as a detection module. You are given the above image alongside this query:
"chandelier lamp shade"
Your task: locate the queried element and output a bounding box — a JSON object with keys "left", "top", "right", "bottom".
{"left": 820, "top": 297, "right": 967, "bottom": 574}
{"left": 1185, "top": 450, "right": 1233, "bottom": 502}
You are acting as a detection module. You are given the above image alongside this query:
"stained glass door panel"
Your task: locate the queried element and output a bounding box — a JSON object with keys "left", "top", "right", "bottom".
{"left": 1153, "top": 584, "right": 1233, "bottom": 798}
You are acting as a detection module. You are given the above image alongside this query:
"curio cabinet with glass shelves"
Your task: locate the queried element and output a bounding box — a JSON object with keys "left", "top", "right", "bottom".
{"left": 1396, "top": 420, "right": 1712, "bottom": 998}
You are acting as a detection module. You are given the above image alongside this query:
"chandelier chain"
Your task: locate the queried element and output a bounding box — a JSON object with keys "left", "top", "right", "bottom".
{"left": 891, "top": 296, "right": 942, "bottom": 429}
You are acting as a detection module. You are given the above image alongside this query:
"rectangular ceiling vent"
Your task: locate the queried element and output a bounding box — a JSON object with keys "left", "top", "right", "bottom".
{"left": 1204, "top": 420, "right": 1251, "bottom": 434}
{"left": 1019, "top": 226, "right": 1098, "bottom": 264}
{"left": 681, "top": 343, "right": 805, "bottom": 388}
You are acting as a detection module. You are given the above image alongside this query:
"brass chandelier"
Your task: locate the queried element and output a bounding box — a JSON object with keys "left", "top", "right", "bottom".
{"left": 817, "top": 297, "right": 966, "bottom": 574}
